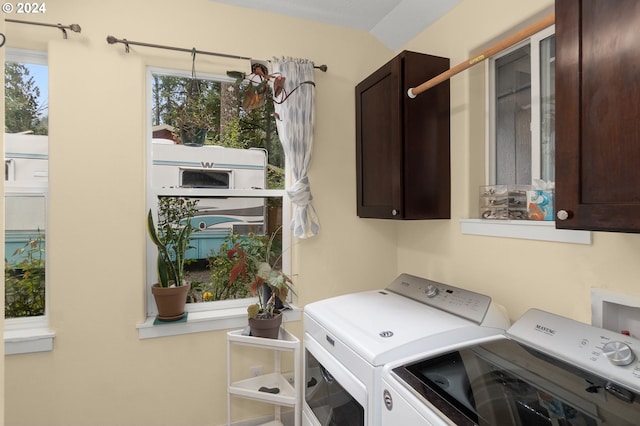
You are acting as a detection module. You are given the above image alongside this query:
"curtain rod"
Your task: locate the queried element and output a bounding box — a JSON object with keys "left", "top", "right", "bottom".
{"left": 105, "top": 35, "right": 328, "bottom": 72}
{"left": 6, "top": 19, "right": 82, "bottom": 39}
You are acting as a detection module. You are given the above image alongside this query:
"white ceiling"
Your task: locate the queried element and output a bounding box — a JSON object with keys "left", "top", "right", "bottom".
{"left": 210, "top": 0, "right": 461, "bottom": 50}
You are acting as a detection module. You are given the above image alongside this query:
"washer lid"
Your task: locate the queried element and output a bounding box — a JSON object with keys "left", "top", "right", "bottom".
{"left": 304, "top": 288, "right": 500, "bottom": 366}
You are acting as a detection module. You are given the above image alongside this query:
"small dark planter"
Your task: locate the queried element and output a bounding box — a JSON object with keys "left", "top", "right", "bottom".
{"left": 152, "top": 283, "right": 190, "bottom": 321}
{"left": 249, "top": 312, "right": 283, "bottom": 339}
{"left": 261, "top": 282, "right": 285, "bottom": 310}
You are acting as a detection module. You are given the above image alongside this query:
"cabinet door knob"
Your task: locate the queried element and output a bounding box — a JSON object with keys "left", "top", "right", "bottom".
{"left": 391, "top": 209, "right": 399, "bottom": 216}
{"left": 557, "top": 209, "right": 571, "bottom": 220}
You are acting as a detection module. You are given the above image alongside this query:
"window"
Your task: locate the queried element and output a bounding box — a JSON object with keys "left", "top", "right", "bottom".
{"left": 489, "top": 27, "right": 555, "bottom": 185}
{"left": 145, "top": 66, "right": 289, "bottom": 327}
{"left": 461, "top": 25, "right": 589, "bottom": 244}
{"left": 4, "top": 48, "right": 48, "bottom": 320}
{"left": 4, "top": 48, "right": 54, "bottom": 353}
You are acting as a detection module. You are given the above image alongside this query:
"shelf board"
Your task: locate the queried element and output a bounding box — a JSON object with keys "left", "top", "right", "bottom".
{"left": 227, "top": 328, "right": 299, "bottom": 350}
{"left": 229, "top": 372, "right": 296, "bottom": 405}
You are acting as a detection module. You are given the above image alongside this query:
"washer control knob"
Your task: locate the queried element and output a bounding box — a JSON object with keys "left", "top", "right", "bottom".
{"left": 425, "top": 284, "right": 439, "bottom": 298}
{"left": 603, "top": 341, "right": 635, "bottom": 366}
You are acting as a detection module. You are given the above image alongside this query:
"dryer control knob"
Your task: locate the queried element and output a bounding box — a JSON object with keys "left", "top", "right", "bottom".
{"left": 425, "top": 284, "right": 438, "bottom": 298}
{"left": 603, "top": 341, "right": 635, "bottom": 366}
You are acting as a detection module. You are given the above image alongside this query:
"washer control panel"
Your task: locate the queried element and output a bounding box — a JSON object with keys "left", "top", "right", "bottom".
{"left": 385, "top": 273, "right": 491, "bottom": 324}
{"left": 508, "top": 308, "right": 640, "bottom": 393}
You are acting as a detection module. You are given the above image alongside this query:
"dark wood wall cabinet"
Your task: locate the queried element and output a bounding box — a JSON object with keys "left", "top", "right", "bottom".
{"left": 355, "top": 50, "right": 450, "bottom": 219}
{"left": 556, "top": 0, "right": 640, "bottom": 232}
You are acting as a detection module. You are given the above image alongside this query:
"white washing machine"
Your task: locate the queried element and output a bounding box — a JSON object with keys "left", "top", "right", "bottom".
{"left": 382, "top": 308, "right": 640, "bottom": 425}
{"left": 303, "top": 273, "right": 511, "bottom": 426}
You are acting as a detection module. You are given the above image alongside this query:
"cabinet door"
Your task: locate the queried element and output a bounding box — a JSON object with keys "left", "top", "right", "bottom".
{"left": 355, "top": 59, "right": 403, "bottom": 219}
{"left": 556, "top": 0, "right": 640, "bottom": 232}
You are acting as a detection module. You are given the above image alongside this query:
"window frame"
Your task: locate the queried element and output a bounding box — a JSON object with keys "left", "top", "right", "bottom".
{"left": 4, "top": 47, "right": 55, "bottom": 354}
{"left": 142, "top": 66, "right": 297, "bottom": 338}
{"left": 487, "top": 25, "right": 555, "bottom": 186}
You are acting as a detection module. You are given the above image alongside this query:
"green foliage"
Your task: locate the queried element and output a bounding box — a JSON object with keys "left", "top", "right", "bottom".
{"left": 5, "top": 62, "right": 48, "bottom": 134}
{"left": 151, "top": 72, "right": 284, "bottom": 168}
{"left": 219, "top": 117, "right": 246, "bottom": 149}
{"left": 198, "top": 233, "right": 269, "bottom": 302}
{"left": 195, "top": 229, "right": 290, "bottom": 305}
{"left": 147, "top": 197, "right": 199, "bottom": 287}
{"left": 199, "top": 232, "right": 270, "bottom": 302}
{"left": 267, "top": 164, "right": 285, "bottom": 190}
{"left": 5, "top": 233, "right": 46, "bottom": 318}
{"left": 227, "top": 227, "right": 294, "bottom": 319}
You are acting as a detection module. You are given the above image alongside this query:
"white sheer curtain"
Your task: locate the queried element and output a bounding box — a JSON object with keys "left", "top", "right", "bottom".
{"left": 271, "top": 57, "right": 320, "bottom": 239}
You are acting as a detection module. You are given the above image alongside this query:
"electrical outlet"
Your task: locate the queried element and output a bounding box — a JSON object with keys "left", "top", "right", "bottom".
{"left": 250, "top": 366, "right": 263, "bottom": 377}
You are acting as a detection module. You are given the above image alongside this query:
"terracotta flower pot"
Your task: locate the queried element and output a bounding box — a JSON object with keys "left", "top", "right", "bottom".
{"left": 248, "top": 312, "right": 283, "bottom": 339}
{"left": 152, "top": 283, "right": 190, "bottom": 321}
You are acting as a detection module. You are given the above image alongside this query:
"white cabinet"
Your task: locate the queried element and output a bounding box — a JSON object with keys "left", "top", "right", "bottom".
{"left": 227, "top": 328, "right": 301, "bottom": 426}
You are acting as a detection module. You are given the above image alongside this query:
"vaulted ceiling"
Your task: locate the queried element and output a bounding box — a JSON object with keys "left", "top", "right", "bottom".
{"left": 210, "top": 0, "right": 460, "bottom": 50}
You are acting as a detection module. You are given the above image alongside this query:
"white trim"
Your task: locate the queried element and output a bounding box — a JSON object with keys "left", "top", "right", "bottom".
{"left": 4, "top": 316, "right": 55, "bottom": 355}
{"left": 485, "top": 59, "right": 494, "bottom": 183}
{"left": 591, "top": 289, "right": 640, "bottom": 335}
{"left": 530, "top": 26, "right": 555, "bottom": 181}
{"left": 137, "top": 305, "right": 301, "bottom": 339}
{"left": 147, "top": 65, "right": 236, "bottom": 84}
{"left": 154, "top": 188, "right": 285, "bottom": 198}
{"left": 530, "top": 32, "right": 542, "bottom": 180}
{"left": 459, "top": 218, "right": 591, "bottom": 244}
{"left": 6, "top": 47, "right": 47, "bottom": 65}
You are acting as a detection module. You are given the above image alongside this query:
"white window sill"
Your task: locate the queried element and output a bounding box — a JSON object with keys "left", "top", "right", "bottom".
{"left": 459, "top": 218, "right": 591, "bottom": 244}
{"left": 137, "top": 305, "right": 302, "bottom": 339}
{"left": 4, "top": 317, "right": 55, "bottom": 355}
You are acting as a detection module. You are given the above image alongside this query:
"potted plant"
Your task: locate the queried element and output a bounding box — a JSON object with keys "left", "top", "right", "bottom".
{"left": 146, "top": 197, "right": 198, "bottom": 321}
{"left": 172, "top": 78, "right": 215, "bottom": 146}
{"left": 227, "top": 228, "right": 295, "bottom": 338}
{"left": 227, "top": 61, "right": 315, "bottom": 115}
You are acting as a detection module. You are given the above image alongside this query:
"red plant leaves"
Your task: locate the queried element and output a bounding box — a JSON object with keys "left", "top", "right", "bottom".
{"left": 249, "top": 276, "right": 264, "bottom": 296}
{"left": 272, "top": 75, "right": 286, "bottom": 98}
{"left": 228, "top": 243, "right": 247, "bottom": 284}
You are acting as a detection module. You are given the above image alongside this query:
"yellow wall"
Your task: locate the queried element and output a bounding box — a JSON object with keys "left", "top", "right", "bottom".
{"left": 3, "top": 1, "right": 395, "bottom": 425}
{"left": 5, "top": 0, "right": 640, "bottom": 425}
{"left": 401, "top": 0, "right": 640, "bottom": 323}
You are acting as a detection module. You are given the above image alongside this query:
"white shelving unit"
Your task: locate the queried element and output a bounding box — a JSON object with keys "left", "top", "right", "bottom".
{"left": 227, "top": 328, "right": 301, "bottom": 426}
